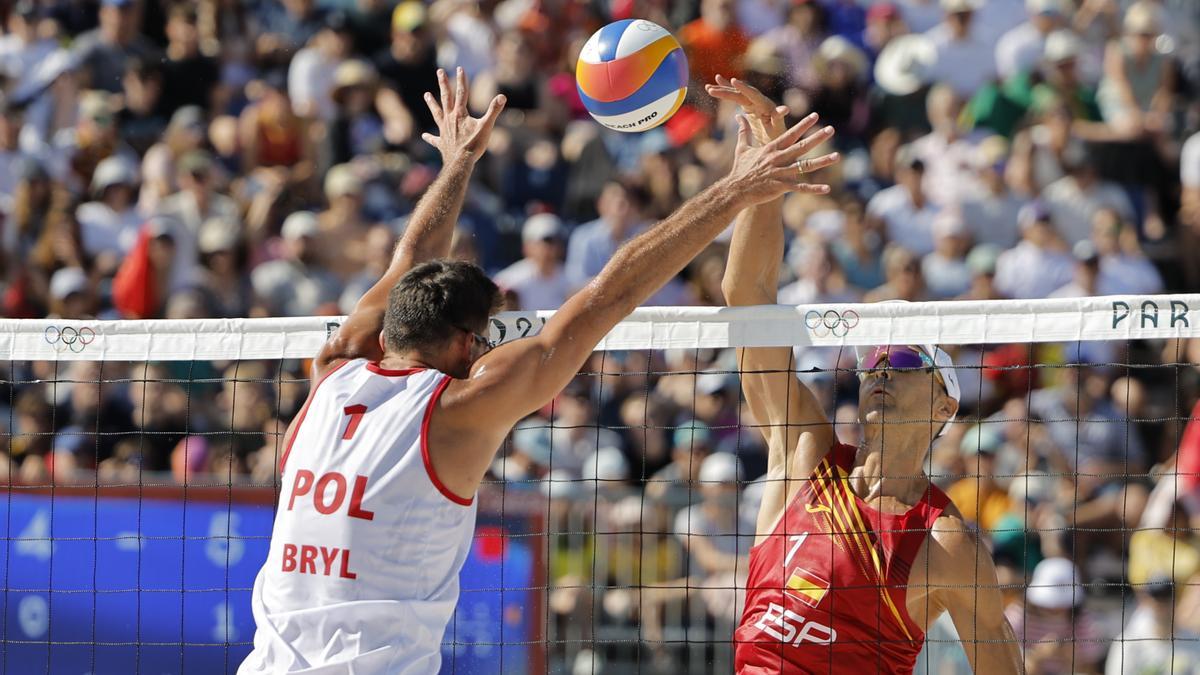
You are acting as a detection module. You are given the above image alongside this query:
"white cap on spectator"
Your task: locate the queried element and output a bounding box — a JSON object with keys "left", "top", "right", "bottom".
{"left": 699, "top": 452, "right": 742, "bottom": 484}
{"left": 1028, "top": 557, "right": 1083, "bottom": 609}
{"left": 522, "top": 213, "right": 564, "bottom": 243}
{"left": 1043, "top": 30, "right": 1083, "bottom": 64}
{"left": 199, "top": 218, "right": 240, "bottom": 254}
{"left": 50, "top": 267, "right": 89, "bottom": 300}
{"left": 874, "top": 34, "right": 936, "bottom": 96}
{"left": 91, "top": 155, "right": 138, "bottom": 195}
{"left": 583, "top": 446, "right": 629, "bottom": 483}
{"left": 1026, "top": 0, "right": 1066, "bottom": 15}
{"left": 282, "top": 211, "right": 320, "bottom": 241}
{"left": 940, "top": 0, "right": 981, "bottom": 13}
{"left": 325, "top": 164, "right": 363, "bottom": 200}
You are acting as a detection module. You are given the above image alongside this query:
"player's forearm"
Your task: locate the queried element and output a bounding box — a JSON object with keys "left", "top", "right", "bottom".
{"left": 722, "top": 196, "right": 784, "bottom": 306}
{"left": 393, "top": 154, "right": 474, "bottom": 268}
{"left": 588, "top": 180, "right": 746, "bottom": 319}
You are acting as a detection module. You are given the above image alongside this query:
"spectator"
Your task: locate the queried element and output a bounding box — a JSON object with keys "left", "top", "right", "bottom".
{"left": 910, "top": 84, "right": 985, "bottom": 207}
{"left": 1086, "top": 207, "right": 1163, "bottom": 295}
{"left": 139, "top": 106, "right": 207, "bottom": 214}
{"left": 116, "top": 58, "right": 167, "bottom": 156}
{"left": 159, "top": 3, "right": 220, "bottom": 115}
{"left": 71, "top": 0, "right": 159, "bottom": 93}
{"left": 995, "top": 0, "right": 1069, "bottom": 80}
{"left": 50, "top": 91, "right": 138, "bottom": 195}
{"left": 760, "top": 0, "right": 825, "bottom": 91}
{"left": 158, "top": 150, "right": 237, "bottom": 290}
{"left": 958, "top": 243, "right": 1005, "bottom": 300}
{"left": 315, "top": 163, "right": 373, "bottom": 280}
{"left": 921, "top": 208, "right": 972, "bottom": 299}
{"left": 254, "top": 0, "right": 328, "bottom": 59}
{"left": 288, "top": 11, "right": 355, "bottom": 122}
{"left": 1107, "top": 578, "right": 1200, "bottom": 674}
{"left": 1049, "top": 239, "right": 1105, "bottom": 298}
{"left": 674, "top": 452, "right": 749, "bottom": 578}
{"left": 1006, "top": 557, "right": 1106, "bottom": 674}
{"left": 374, "top": 2, "right": 440, "bottom": 134}
{"left": 238, "top": 71, "right": 313, "bottom": 177}
{"left": 1096, "top": 1, "right": 1176, "bottom": 136}
{"left": 864, "top": 243, "right": 925, "bottom": 302}
{"left": 959, "top": 136, "right": 1025, "bottom": 249}
{"left": 779, "top": 238, "right": 858, "bottom": 305}
{"left": 1041, "top": 144, "right": 1135, "bottom": 245}
{"left": 946, "top": 424, "right": 1015, "bottom": 531}
{"left": 494, "top": 214, "right": 571, "bottom": 311}
{"left": 566, "top": 180, "right": 649, "bottom": 288}
{"left": 994, "top": 201, "right": 1074, "bottom": 299}
{"left": 471, "top": 30, "right": 540, "bottom": 113}
{"left": 679, "top": 0, "right": 750, "bottom": 85}
{"left": 866, "top": 145, "right": 939, "bottom": 256}
{"left": 47, "top": 266, "right": 96, "bottom": 320}
{"left": 807, "top": 36, "right": 871, "bottom": 141}
{"left": 925, "top": 0, "right": 997, "bottom": 98}
{"left": 327, "top": 60, "right": 405, "bottom": 167}
{"left": 250, "top": 211, "right": 341, "bottom": 317}
{"left": 2, "top": 159, "right": 53, "bottom": 262}
{"left": 76, "top": 155, "right": 143, "bottom": 259}
{"left": 195, "top": 217, "right": 254, "bottom": 318}
{"left": 0, "top": 3, "right": 59, "bottom": 103}
{"left": 648, "top": 420, "right": 713, "bottom": 506}
{"left": 338, "top": 223, "right": 397, "bottom": 315}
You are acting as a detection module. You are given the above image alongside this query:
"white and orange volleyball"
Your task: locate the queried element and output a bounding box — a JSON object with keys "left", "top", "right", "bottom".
{"left": 576, "top": 19, "right": 689, "bottom": 132}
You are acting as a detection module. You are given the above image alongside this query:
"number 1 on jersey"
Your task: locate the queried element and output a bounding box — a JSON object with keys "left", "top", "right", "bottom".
{"left": 342, "top": 405, "right": 368, "bottom": 440}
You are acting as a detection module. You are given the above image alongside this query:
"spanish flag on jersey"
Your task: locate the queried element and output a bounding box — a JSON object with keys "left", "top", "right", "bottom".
{"left": 784, "top": 568, "right": 830, "bottom": 608}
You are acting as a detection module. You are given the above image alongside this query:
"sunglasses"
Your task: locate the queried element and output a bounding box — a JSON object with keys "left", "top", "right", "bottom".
{"left": 456, "top": 325, "right": 496, "bottom": 354}
{"left": 857, "top": 346, "right": 946, "bottom": 388}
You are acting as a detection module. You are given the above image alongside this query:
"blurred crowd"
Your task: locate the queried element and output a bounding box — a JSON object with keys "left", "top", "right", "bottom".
{"left": 2, "top": 0, "right": 1200, "bottom": 672}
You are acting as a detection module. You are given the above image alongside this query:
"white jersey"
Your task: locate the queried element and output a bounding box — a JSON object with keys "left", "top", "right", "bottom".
{"left": 240, "top": 359, "right": 477, "bottom": 674}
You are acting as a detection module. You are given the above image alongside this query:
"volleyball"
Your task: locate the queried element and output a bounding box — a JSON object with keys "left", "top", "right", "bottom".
{"left": 576, "top": 19, "right": 688, "bottom": 133}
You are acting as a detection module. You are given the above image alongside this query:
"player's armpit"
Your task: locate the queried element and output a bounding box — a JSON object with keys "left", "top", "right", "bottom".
{"left": 932, "top": 513, "right": 1024, "bottom": 675}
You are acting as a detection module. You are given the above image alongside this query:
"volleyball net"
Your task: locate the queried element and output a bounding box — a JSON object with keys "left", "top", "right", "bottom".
{"left": 4, "top": 295, "right": 1200, "bottom": 674}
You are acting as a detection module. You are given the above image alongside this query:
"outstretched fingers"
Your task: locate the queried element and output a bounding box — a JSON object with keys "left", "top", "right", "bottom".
{"left": 438, "top": 68, "right": 453, "bottom": 118}
{"left": 767, "top": 113, "right": 821, "bottom": 152}
{"left": 470, "top": 94, "right": 507, "bottom": 144}
{"left": 795, "top": 151, "right": 841, "bottom": 175}
{"left": 775, "top": 125, "right": 836, "bottom": 165}
{"left": 454, "top": 67, "right": 468, "bottom": 119}
{"left": 423, "top": 91, "right": 443, "bottom": 127}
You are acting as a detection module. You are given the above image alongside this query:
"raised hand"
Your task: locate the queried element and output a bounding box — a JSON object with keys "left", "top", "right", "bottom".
{"left": 422, "top": 67, "right": 506, "bottom": 164}
{"left": 723, "top": 112, "right": 840, "bottom": 205}
{"left": 706, "top": 75, "right": 789, "bottom": 144}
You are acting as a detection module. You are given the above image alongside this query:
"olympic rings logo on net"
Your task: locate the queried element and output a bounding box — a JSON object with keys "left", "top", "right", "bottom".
{"left": 804, "top": 309, "right": 860, "bottom": 338}
{"left": 44, "top": 326, "right": 97, "bottom": 353}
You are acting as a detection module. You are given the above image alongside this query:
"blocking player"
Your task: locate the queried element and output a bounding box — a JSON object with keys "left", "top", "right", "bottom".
{"left": 710, "top": 77, "right": 1022, "bottom": 674}
{"left": 240, "top": 68, "right": 841, "bottom": 673}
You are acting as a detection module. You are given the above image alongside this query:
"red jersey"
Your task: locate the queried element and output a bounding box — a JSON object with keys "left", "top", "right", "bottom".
{"left": 734, "top": 443, "right": 950, "bottom": 674}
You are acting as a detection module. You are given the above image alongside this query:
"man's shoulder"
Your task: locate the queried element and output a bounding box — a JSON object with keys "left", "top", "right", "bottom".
{"left": 927, "top": 506, "right": 985, "bottom": 576}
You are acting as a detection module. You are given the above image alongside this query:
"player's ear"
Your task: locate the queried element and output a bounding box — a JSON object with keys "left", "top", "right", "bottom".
{"left": 378, "top": 332, "right": 386, "bottom": 354}
{"left": 934, "top": 395, "right": 959, "bottom": 424}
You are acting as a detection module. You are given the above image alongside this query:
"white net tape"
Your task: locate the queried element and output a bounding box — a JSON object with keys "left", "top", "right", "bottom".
{"left": 6, "top": 295, "right": 1198, "bottom": 361}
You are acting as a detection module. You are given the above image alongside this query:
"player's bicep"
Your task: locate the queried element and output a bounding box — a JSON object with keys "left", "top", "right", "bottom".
{"left": 735, "top": 346, "right": 833, "bottom": 469}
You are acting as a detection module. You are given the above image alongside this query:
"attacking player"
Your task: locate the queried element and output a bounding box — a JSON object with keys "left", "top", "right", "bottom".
{"left": 240, "top": 68, "right": 841, "bottom": 673}
{"left": 710, "top": 77, "right": 1023, "bottom": 674}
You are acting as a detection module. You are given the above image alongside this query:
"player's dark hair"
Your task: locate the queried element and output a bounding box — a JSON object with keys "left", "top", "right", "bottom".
{"left": 383, "top": 260, "right": 503, "bottom": 353}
